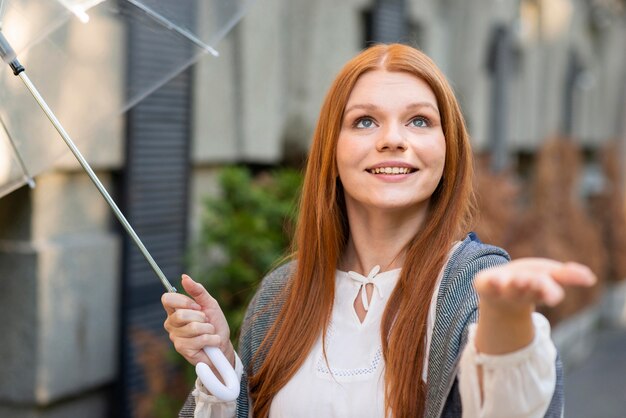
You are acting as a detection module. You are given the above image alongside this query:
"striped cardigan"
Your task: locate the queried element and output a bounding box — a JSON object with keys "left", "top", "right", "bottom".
{"left": 179, "top": 233, "right": 564, "bottom": 417}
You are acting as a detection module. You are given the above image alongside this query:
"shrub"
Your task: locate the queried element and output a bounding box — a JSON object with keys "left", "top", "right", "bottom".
{"left": 191, "top": 165, "right": 302, "bottom": 346}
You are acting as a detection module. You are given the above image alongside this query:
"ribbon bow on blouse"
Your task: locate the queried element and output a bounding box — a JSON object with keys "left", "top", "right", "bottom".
{"left": 348, "top": 265, "right": 384, "bottom": 312}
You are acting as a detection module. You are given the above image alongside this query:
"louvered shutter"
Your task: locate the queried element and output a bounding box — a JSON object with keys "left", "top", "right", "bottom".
{"left": 370, "top": 0, "right": 408, "bottom": 44}
{"left": 118, "top": 2, "right": 194, "bottom": 416}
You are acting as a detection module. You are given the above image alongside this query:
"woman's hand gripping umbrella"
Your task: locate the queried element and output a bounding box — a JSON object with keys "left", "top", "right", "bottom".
{"left": 162, "top": 275, "right": 240, "bottom": 401}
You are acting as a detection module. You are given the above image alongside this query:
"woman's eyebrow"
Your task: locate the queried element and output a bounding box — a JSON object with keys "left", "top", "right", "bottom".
{"left": 344, "top": 103, "right": 378, "bottom": 115}
{"left": 406, "top": 102, "right": 439, "bottom": 113}
{"left": 344, "top": 101, "right": 439, "bottom": 115}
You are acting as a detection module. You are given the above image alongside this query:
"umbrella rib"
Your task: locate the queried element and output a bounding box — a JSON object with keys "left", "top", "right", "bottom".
{"left": 0, "top": 115, "right": 35, "bottom": 189}
{"left": 125, "top": 0, "right": 219, "bottom": 57}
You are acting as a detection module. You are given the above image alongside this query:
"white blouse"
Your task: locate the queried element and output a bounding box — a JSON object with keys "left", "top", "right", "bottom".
{"left": 192, "top": 264, "right": 557, "bottom": 418}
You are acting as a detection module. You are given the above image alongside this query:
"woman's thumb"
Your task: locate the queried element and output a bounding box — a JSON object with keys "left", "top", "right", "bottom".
{"left": 181, "top": 274, "right": 214, "bottom": 307}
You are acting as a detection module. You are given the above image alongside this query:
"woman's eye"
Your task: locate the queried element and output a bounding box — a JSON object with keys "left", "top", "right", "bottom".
{"left": 354, "top": 117, "right": 375, "bottom": 129}
{"left": 410, "top": 117, "right": 429, "bottom": 128}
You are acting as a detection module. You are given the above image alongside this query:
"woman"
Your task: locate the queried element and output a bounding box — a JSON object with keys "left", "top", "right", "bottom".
{"left": 162, "top": 44, "right": 595, "bottom": 417}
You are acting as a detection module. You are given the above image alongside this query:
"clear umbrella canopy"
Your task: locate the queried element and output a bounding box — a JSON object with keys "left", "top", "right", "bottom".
{"left": 0, "top": 0, "right": 252, "bottom": 399}
{"left": 0, "top": 0, "right": 86, "bottom": 57}
{"left": 0, "top": 0, "right": 254, "bottom": 197}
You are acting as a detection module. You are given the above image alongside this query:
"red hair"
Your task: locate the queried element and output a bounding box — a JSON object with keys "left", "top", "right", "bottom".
{"left": 248, "top": 44, "right": 475, "bottom": 417}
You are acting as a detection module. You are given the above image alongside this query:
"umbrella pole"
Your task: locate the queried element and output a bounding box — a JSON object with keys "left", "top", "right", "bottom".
{"left": 17, "top": 72, "right": 177, "bottom": 293}
{"left": 1, "top": 29, "right": 175, "bottom": 293}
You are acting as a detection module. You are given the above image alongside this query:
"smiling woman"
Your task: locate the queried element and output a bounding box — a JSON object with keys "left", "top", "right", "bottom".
{"left": 163, "top": 43, "right": 596, "bottom": 418}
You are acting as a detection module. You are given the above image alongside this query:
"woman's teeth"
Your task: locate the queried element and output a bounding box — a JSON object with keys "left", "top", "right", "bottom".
{"left": 369, "top": 167, "right": 413, "bottom": 175}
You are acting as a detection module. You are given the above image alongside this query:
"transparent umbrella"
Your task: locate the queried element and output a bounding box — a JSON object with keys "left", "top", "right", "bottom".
{"left": 0, "top": 0, "right": 254, "bottom": 196}
{"left": 0, "top": 0, "right": 251, "bottom": 401}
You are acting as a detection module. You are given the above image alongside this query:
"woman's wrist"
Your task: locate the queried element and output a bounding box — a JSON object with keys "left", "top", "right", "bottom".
{"left": 475, "top": 299, "right": 535, "bottom": 355}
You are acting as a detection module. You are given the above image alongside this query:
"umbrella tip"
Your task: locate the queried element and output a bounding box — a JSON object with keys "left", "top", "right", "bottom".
{"left": 59, "top": 1, "right": 90, "bottom": 23}
{"left": 72, "top": 8, "right": 90, "bottom": 23}
{"left": 25, "top": 177, "right": 35, "bottom": 189}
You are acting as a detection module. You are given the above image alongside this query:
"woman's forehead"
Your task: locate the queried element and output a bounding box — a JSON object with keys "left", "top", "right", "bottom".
{"left": 345, "top": 70, "right": 439, "bottom": 112}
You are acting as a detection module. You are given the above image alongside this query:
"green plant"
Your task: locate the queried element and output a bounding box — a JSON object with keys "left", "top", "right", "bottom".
{"left": 162, "top": 166, "right": 302, "bottom": 413}
{"left": 191, "top": 165, "right": 302, "bottom": 346}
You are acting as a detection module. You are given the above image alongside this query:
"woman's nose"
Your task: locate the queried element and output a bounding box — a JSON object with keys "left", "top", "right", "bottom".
{"left": 376, "top": 123, "right": 407, "bottom": 151}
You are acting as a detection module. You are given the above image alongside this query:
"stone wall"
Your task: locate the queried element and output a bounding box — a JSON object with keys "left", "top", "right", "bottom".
{"left": 0, "top": 173, "right": 120, "bottom": 416}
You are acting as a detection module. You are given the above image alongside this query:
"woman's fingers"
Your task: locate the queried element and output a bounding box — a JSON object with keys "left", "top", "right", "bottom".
{"left": 476, "top": 258, "right": 594, "bottom": 308}
{"left": 507, "top": 272, "right": 564, "bottom": 305}
{"left": 552, "top": 262, "right": 596, "bottom": 287}
{"left": 161, "top": 291, "right": 202, "bottom": 316}
{"left": 508, "top": 259, "right": 596, "bottom": 287}
{"left": 526, "top": 273, "right": 565, "bottom": 307}
{"left": 168, "top": 318, "right": 216, "bottom": 338}
{"left": 475, "top": 268, "right": 511, "bottom": 296}
{"left": 165, "top": 308, "right": 207, "bottom": 329}
{"left": 173, "top": 331, "right": 222, "bottom": 352}
{"left": 173, "top": 334, "right": 223, "bottom": 365}
{"left": 164, "top": 307, "right": 222, "bottom": 365}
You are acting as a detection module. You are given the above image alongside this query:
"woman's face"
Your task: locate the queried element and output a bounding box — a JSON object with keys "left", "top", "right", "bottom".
{"left": 336, "top": 70, "right": 446, "bottom": 216}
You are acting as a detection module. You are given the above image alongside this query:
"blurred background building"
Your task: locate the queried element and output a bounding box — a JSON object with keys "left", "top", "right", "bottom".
{"left": 0, "top": 0, "right": 625, "bottom": 416}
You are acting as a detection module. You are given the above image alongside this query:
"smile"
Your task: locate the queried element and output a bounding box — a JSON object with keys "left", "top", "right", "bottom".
{"left": 367, "top": 167, "right": 416, "bottom": 175}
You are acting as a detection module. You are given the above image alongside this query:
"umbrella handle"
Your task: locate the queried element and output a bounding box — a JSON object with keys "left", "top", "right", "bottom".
{"left": 196, "top": 346, "right": 240, "bottom": 401}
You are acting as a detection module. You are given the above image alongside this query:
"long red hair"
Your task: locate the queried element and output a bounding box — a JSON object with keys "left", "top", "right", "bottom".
{"left": 248, "top": 44, "right": 475, "bottom": 417}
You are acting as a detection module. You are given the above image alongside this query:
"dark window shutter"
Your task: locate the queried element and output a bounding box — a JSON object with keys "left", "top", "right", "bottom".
{"left": 368, "top": 0, "right": 409, "bottom": 44}
{"left": 117, "top": 2, "right": 195, "bottom": 416}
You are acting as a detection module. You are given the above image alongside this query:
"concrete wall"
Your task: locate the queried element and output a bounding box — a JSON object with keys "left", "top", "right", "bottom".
{"left": 0, "top": 173, "right": 120, "bottom": 416}
{"left": 0, "top": 7, "right": 123, "bottom": 417}
{"left": 192, "top": 0, "right": 370, "bottom": 165}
